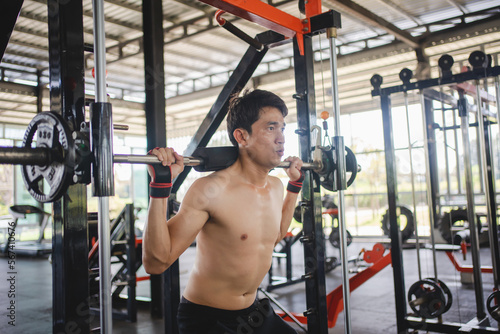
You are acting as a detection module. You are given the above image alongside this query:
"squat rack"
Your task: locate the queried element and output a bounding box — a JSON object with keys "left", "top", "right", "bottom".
{"left": 371, "top": 53, "right": 500, "bottom": 333}
{"left": 0, "top": 1, "right": 349, "bottom": 334}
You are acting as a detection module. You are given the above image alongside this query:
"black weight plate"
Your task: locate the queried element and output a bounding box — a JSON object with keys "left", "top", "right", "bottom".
{"left": 293, "top": 205, "right": 302, "bottom": 223}
{"left": 407, "top": 279, "right": 447, "bottom": 319}
{"left": 329, "top": 228, "right": 352, "bottom": 249}
{"left": 319, "top": 146, "right": 358, "bottom": 191}
{"left": 487, "top": 290, "right": 500, "bottom": 321}
{"left": 325, "top": 256, "right": 339, "bottom": 273}
{"left": 345, "top": 146, "right": 358, "bottom": 186}
{"left": 424, "top": 277, "right": 453, "bottom": 314}
{"left": 21, "top": 112, "right": 73, "bottom": 203}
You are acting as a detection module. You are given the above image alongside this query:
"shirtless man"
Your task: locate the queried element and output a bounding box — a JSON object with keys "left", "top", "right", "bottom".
{"left": 143, "top": 89, "right": 303, "bottom": 334}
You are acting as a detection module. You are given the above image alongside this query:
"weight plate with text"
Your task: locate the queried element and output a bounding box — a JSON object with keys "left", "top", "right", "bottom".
{"left": 21, "top": 112, "right": 74, "bottom": 203}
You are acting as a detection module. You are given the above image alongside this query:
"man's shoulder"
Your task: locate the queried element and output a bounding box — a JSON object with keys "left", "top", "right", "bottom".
{"left": 268, "top": 175, "right": 284, "bottom": 189}
{"left": 188, "top": 171, "right": 230, "bottom": 191}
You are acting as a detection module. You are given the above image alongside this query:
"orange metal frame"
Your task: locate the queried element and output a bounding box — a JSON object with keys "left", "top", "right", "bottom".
{"left": 197, "top": 0, "right": 323, "bottom": 54}
{"left": 445, "top": 250, "right": 493, "bottom": 274}
{"left": 276, "top": 243, "right": 392, "bottom": 328}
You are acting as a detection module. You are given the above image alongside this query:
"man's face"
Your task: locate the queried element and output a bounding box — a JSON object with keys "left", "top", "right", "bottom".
{"left": 244, "top": 106, "right": 286, "bottom": 168}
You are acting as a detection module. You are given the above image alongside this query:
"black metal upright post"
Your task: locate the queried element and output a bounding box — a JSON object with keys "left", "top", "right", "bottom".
{"left": 293, "top": 35, "right": 329, "bottom": 334}
{"left": 0, "top": 0, "right": 23, "bottom": 62}
{"left": 380, "top": 93, "right": 408, "bottom": 333}
{"left": 125, "top": 203, "right": 138, "bottom": 322}
{"left": 142, "top": 0, "right": 175, "bottom": 327}
{"left": 47, "top": 0, "right": 89, "bottom": 332}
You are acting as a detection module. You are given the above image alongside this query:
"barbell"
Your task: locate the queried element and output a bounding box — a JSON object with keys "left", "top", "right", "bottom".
{"left": 0, "top": 111, "right": 359, "bottom": 203}
{"left": 407, "top": 278, "right": 452, "bottom": 319}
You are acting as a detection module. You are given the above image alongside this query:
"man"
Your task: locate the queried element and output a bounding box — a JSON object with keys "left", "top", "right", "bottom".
{"left": 143, "top": 89, "right": 303, "bottom": 333}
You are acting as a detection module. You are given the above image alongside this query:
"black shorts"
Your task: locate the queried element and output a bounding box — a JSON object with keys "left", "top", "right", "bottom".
{"left": 177, "top": 297, "right": 298, "bottom": 334}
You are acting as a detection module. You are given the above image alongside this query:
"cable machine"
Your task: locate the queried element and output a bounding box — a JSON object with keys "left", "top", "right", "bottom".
{"left": 371, "top": 51, "right": 500, "bottom": 333}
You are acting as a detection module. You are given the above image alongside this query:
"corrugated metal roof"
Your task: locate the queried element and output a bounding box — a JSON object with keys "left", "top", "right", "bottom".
{"left": 0, "top": 0, "right": 499, "bottom": 138}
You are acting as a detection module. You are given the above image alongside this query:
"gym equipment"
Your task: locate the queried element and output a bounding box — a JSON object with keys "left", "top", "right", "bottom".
{"left": 268, "top": 204, "right": 343, "bottom": 291}
{"left": 437, "top": 208, "right": 482, "bottom": 244}
{"left": 317, "top": 146, "right": 358, "bottom": 192}
{"left": 88, "top": 204, "right": 141, "bottom": 322}
{"left": 259, "top": 288, "right": 308, "bottom": 333}
{"left": 407, "top": 278, "right": 451, "bottom": 319}
{"left": 487, "top": 290, "right": 500, "bottom": 321}
{"left": 325, "top": 25, "right": 353, "bottom": 334}
{"left": 20, "top": 112, "right": 74, "bottom": 203}
{"left": 444, "top": 247, "right": 493, "bottom": 275}
{"left": 380, "top": 205, "right": 415, "bottom": 243}
{"left": 293, "top": 205, "right": 353, "bottom": 249}
{"left": 267, "top": 231, "right": 307, "bottom": 291}
{"left": 215, "top": 10, "right": 265, "bottom": 52}
{"left": 1, "top": 205, "right": 52, "bottom": 256}
{"left": 329, "top": 228, "right": 352, "bottom": 249}
{"left": 0, "top": 111, "right": 359, "bottom": 203}
{"left": 0, "top": 1, "right": 344, "bottom": 332}
{"left": 402, "top": 87, "right": 423, "bottom": 280}
{"left": 371, "top": 51, "right": 500, "bottom": 333}
{"left": 322, "top": 207, "right": 352, "bottom": 249}
{"left": 278, "top": 243, "right": 392, "bottom": 328}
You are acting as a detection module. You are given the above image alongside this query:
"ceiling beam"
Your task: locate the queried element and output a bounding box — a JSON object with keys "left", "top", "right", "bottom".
{"left": 444, "top": 0, "right": 468, "bottom": 15}
{"left": 323, "top": 0, "right": 420, "bottom": 48}
{"left": 372, "top": 0, "right": 423, "bottom": 26}
{"left": 172, "top": 0, "right": 212, "bottom": 14}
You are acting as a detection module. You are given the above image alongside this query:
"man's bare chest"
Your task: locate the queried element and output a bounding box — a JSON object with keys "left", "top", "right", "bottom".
{"left": 207, "top": 185, "right": 282, "bottom": 241}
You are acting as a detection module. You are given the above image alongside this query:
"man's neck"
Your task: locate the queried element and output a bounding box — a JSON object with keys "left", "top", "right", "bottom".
{"left": 234, "top": 151, "right": 272, "bottom": 188}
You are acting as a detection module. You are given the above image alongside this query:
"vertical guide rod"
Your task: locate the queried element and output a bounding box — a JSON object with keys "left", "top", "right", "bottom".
{"left": 475, "top": 82, "right": 499, "bottom": 290}
{"left": 497, "top": 76, "right": 500, "bottom": 152}
{"left": 494, "top": 75, "right": 500, "bottom": 294}
{"left": 92, "top": 0, "right": 113, "bottom": 332}
{"left": 327, "top": 27, "right": 352, "bottom": 334}
{"left": 404, "top": 92, "right": 422, "bottom": 281}
{"left": 457, "top": 90, "right": 486, "bottom": 319}
{"left": 419, "top": 92, "right": 439, "bottom": 280}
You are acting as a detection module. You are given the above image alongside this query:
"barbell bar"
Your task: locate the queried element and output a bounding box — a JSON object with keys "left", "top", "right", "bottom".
{"left": 0, "top": 111, "right": 358, "bottom": 203}
{"left": 0, "top": 146, "right": 320, "bottom": 171}
{"left": 0, "top": 147, "right": 61, "bottom": 165}
{"left": 112, "top": 153, "right": 320, "bottom": 170}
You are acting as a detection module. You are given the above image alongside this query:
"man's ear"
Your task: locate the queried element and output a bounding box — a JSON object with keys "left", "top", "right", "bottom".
{"left": 233, "top": 128, "right": 249, "bottom": 145}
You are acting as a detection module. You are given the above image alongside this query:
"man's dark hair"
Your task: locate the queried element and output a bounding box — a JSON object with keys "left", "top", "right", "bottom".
{"left": 226, "top": 89, "right": 288, "bottom": 146}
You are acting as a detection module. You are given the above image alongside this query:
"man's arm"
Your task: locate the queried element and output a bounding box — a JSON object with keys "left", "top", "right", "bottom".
{"left": 143, "top": 179, "right": 209, "bottom": 274}
{"left": 279, "top": 190, "right": 300, "bottom": 242}
{"left": 142, "top": 147, "right": 208, "bottom": 274}
{"left": 277, "top": 156, "right": 303, "bottom": 243}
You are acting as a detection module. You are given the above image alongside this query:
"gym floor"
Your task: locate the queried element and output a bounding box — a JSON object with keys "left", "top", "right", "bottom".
{"left": 0, "top": 238, "right": 497, "bottom": 334}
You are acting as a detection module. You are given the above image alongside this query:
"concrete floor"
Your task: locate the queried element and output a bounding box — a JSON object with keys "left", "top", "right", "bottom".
{"left": 0, "top": 238, "right": 498, "bottom": 334}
